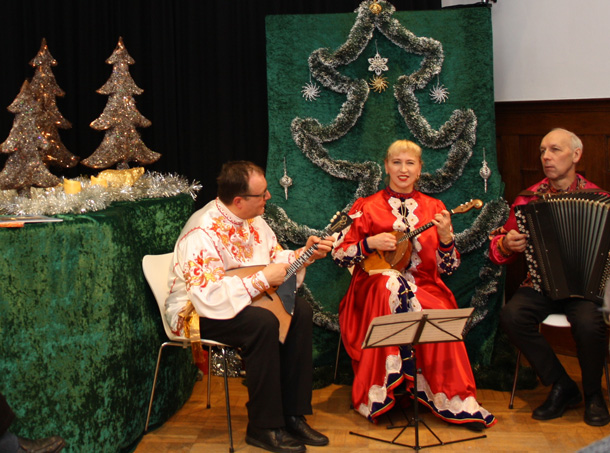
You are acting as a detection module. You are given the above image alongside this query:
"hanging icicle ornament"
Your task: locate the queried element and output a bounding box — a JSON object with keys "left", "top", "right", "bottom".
{"left": 429, "top": 77, "right": 449, "bottom": 104}
{"left": 301, "top": 73, "right": 321, "bottom": 102}
{"left": 479, "top": 147, "right": 491, "bottom": 193}
{"left": 279, "top": 157, "right": 293, "bottom": 200}
{"left": 368, "top": 40, "right": 389, "bottom": 76}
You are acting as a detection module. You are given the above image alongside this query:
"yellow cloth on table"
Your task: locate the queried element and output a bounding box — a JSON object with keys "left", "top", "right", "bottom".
{"left": 97, "top": 167, "right": 145, "bottom": 186}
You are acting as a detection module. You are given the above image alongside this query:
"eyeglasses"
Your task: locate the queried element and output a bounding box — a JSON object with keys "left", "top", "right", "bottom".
{"left": 239, "top": 189, "right": 269, "bottom": 199}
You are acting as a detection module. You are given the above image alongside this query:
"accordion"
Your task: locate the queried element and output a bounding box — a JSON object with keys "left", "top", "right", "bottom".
{"left": 514, "top": 191, "right": 610, "bottom": 304}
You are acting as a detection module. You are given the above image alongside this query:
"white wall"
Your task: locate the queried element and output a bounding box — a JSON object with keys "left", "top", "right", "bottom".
{"left": 442, "top": 0, "right": 610, "bottom": 101}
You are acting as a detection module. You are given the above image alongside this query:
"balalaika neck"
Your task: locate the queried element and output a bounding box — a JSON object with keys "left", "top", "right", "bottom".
{"left": 396, "top": 221, "right": 434, "bottom": 245}
{"left": 283, "top": 224, "right": 333, "bottom": 281}
{"left": 396, "top": 205, "right": 462, "bottom": 245}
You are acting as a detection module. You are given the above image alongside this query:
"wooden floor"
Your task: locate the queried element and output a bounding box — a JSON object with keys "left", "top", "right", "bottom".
{"left": 136, "top": 356, "right": 610, "bottom": 453}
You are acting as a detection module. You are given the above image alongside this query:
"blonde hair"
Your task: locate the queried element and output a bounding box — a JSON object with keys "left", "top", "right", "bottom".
{"left": 385, "top": 139, "right": 423, "bottom": 163}
{"left": 384, "top": 140, "right": 423, "bottom": 187}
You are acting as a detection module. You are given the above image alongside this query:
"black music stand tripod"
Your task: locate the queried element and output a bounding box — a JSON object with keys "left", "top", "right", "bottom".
{"left": 349, "top": 308, "right": 486, "bottom": 450}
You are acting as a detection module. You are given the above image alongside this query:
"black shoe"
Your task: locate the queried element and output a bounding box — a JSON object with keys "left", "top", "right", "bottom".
{"left": 584, "top": 391, "right": 610, "bottom": 426}
{"left": 532, "top": 376, "right": 582, "bottom": 420}
{"left": 461, "top": 422, "right": 486, "bottom": 432}
{"left": 245, "top": 425, "right": 306, "bottom": 453}
{"left": 285, "top": 415, "right": 329, "bottom": 447}
{"left": 17, "top": 435, "right": 65, "bottom": 453}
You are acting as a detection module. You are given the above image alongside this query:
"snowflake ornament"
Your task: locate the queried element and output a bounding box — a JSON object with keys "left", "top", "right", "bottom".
{"left": 429, "top": 80, "right": 449, "bottom": 104}
{"left": 368, "top": 75, "right": 388, "bottom": 93}
{"left": 301, "top": 75, "right": 321, "bottom": 101}
{"left": 368, "top": 51, "right": 388, "bottom": 76}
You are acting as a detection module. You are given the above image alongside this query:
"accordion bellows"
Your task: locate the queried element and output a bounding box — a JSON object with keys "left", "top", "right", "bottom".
{"left": 515, "top": 191, "right": 610, "bottom": 304}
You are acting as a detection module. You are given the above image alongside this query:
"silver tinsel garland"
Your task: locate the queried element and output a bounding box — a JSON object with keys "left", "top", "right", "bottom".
{"left": 0, "top": 171, "right": 201, "bottom": 216}
{"left": 209, "top": 347, "right": 246, "bottom": 378}
{"left": 463, "top": 258, "right": 504, "bottom": 335}
{"left": 459, "top": 199, "right": 509, "bottom": 334}
{"left": 299, "top": 283, "right": 340, "bottom": 333}
{"left": 454, "top": 199, "right": 509, "bottom": 254}
{"left": 291, "top": 0, "right": 479, "bottom": 203}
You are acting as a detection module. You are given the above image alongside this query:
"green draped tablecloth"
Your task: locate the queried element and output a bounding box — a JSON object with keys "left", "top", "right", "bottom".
{"left": 0, "top": 195, "right": 198, "bottom": 452}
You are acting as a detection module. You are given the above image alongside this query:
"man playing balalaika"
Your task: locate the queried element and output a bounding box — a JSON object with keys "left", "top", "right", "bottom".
{"left": 166, "top": 161, "right": 333, "bottom": 452}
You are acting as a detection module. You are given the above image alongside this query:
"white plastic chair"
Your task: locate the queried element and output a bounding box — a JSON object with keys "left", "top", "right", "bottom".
{"left": 509, "top": 313, "right": 610, "bottom": 409}
{"left": 142, "top": 253, "right": 236, "bottom": 453}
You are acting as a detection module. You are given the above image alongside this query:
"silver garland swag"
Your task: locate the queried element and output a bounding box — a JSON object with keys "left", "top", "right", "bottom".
{"left": 0, "top": 171, "right": 201, "bottom": 216}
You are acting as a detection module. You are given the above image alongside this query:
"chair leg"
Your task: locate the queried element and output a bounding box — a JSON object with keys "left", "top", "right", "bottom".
{"left": 604, "top": 357, "right": 610, "bottom": 402}
{"left": 509, "top": 350, "right": 521, "bottom": 409}
{"left": 220, "top": 347, "right": 235, "bottom": 453}
{"left": 333, "top": 335, "right": 341, "bottom": 382}
{"left": 207, "top": 345, "right": 213, "bottom": 409}
{"left": 145, "top": 344, "right": 167, "bottom": 432}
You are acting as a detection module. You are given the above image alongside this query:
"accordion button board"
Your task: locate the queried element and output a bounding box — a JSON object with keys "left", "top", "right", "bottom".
{"left": 515, "top": 191, "right": 610, "bottom": 304}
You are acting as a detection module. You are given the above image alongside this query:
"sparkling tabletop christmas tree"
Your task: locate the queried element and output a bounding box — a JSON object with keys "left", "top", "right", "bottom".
{"left": 82, "top": 37, "right": 160, "bottom": 169}
{"left": 0, "top": 80, "right": 60, "bottom": 193}
{"left": 29, "top": 38, "right": 79, "bottom": 169}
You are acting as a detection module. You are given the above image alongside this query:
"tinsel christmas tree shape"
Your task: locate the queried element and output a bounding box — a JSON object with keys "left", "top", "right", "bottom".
{"left": 264, "top": 2, "right": 509, "bottom": 374}
{"left": 270, "top": 0, "right": 505, "bottom": 274}
{"left": 0, "top": 80, "right": 61, "bottom": 192}
{"left": 29, "top": 38, "right": 79, "bottom": 169}
{"left": 291, "top": 0, "right": 477, "bottom": 205}
{"left": 82, "top": 37, "right": 161, "bottom": 169}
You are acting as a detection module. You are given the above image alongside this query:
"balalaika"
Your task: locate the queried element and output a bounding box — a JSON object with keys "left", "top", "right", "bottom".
{"left": 514, "top": 190, "right": 610, "bottom": 304}
{"left": 225, "top": 211, "right": 352, "bottom": 343}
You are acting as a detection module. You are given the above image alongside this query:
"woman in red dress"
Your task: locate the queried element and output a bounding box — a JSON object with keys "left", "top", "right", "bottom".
{"left": 331, "top": 139, "right": 496, "bottom": 430}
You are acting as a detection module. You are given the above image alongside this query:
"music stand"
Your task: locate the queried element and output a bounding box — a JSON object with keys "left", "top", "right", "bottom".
{"left": 349, "top": 307, "right": 486, "bottom": 450}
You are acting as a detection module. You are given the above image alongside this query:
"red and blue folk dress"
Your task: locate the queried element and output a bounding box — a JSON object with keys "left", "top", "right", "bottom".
{"left": 332, "top": 187, "right": 496, "bottom": 428}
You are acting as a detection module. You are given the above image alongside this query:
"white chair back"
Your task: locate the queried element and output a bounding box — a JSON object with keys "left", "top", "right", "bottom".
{"left": 142, "top": 253, "right": 236, "bottom": 448}
{"left": 142, "top": 253, "right": 185, "bottom": 341}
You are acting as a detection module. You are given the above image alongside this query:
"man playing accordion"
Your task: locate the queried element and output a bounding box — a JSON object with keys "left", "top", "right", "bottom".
{"left": 489, "top": 128, "right": 610, "bottom": 427}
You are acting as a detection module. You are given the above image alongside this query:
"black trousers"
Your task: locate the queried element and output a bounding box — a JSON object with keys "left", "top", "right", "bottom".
{"left": 200, "top": 296, "right": 313, "bottom": 429}
{"left": 0, "top": 393, "right": 15, "bottom": 437}
{"left": 500, "top": 287, "right": 607, "bottom": 397}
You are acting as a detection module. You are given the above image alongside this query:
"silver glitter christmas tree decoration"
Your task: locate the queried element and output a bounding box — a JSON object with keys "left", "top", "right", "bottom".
{"left": 29, "top": 38, "right": 79, "bottom": 169}
{"left": 0, "top": 80, "right": 60, "bottom": 193}
{"left": 82, "top": 37, "right": 161, "bottom": 169}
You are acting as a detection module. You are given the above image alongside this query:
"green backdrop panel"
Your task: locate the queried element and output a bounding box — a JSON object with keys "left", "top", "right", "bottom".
{"left": 265, "top": 2, "right": 507, "bottom": 382}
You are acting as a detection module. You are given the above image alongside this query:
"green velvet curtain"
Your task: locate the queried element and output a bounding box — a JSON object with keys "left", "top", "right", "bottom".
{"left": 0, "top": 195, "right": 197, "bottom": 452}
{"left": 265, "top": 4, "right": 505, "bottom": 381}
